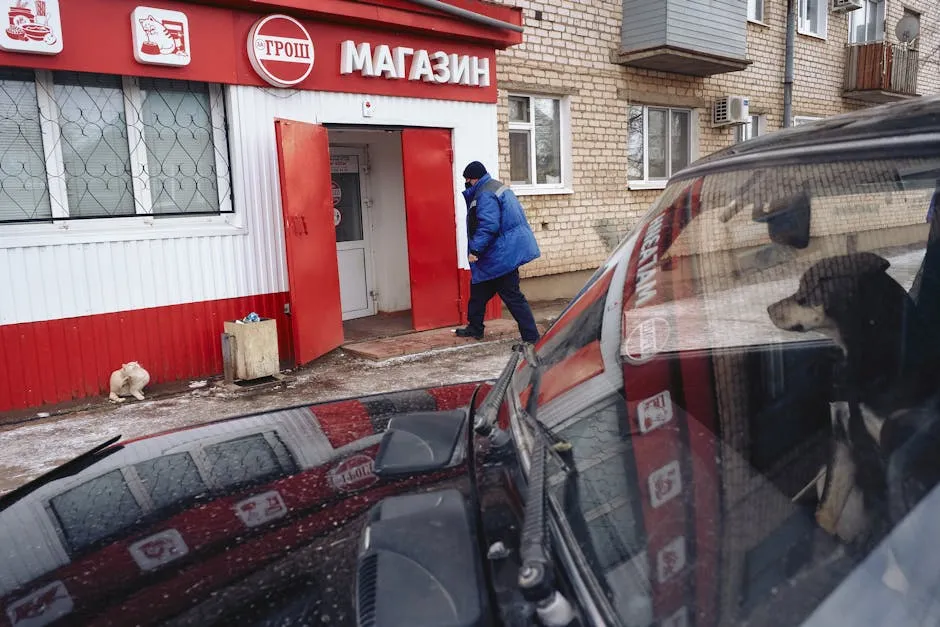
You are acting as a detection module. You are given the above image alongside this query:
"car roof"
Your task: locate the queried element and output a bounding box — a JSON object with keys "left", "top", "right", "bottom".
{"left": 673, "top": 94, "right": 940, "bottom": 180}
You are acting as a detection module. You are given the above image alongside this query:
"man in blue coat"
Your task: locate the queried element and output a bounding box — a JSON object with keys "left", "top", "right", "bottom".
{"left": 455, "top": 161, "right": 541, "bottom": 343}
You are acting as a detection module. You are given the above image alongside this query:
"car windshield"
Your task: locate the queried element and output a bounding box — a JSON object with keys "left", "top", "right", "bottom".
{"left": 509, "top": 151, "right": 940, "bottom": 626}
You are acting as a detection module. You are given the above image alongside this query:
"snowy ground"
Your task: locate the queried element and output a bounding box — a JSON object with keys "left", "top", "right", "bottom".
{"left": 0, "top": 340, "right": 519, "bottom": 496}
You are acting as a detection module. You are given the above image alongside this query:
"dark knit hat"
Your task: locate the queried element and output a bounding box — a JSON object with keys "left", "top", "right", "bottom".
{"left": 462, "top": 161, "right": 487, "bottom": 179}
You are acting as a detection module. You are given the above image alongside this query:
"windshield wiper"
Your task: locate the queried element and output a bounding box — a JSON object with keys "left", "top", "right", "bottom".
{"left": 514, "top": 342, "right": 579, "bottom": 627}
{"left": 0, "top": 435, "right": 123, "bottom": 510}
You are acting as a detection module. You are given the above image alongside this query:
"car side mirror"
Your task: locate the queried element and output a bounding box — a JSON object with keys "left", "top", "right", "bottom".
{"left": 373, "top": 409, "right": 470, "bottom": 477}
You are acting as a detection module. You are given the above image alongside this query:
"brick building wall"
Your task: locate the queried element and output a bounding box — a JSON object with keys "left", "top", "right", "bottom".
{"left": 490, "top": 0, "right": 939, "bottom": 293}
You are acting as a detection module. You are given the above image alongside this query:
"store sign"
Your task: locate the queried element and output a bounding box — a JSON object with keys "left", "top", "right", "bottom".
{"left": 129, "top": 528, "right": 189, "bottom": 571}
{"left": 247, "top": 14, "right": 315, "bottom": 88}
{"left": 131, "top": 6, "right": 190, "bottom": 67}
{"left": 340, "top": 40, "right": 490, "bottom": 87}
{"left": 6, "top": 580, "right": 73, "bottom": 627}
{"left": 0, "top": 0, "right": 63, "bottom": 55}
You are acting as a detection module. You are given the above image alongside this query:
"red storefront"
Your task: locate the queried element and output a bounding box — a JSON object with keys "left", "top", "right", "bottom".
{"left": 0, "top": 0, "right": 522, "bottom": 413}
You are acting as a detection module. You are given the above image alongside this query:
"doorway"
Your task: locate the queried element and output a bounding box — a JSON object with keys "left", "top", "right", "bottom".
{"left": 330, "top": 147, "right": 376, "bottom": 320}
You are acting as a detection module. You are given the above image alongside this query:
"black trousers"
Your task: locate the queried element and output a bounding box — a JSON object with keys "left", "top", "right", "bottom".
{"left": 467, "top": 268, "right": 539, "bottom": 343}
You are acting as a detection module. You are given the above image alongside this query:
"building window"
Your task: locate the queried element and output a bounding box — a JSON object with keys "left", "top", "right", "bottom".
{"left": 798, "top": 0, "right": 827, "bottom": 38}
{"left": 508, "top": 93, "right": 569, "bottom": 193}
{"left": 849, "top": 0, "right": 885, "bottom": 43}
{"left": 0, "top": 69, "right": 232, "bottom": 224}
{"left": 628, "top": 105, "right": 693, "bottom": 186}
{"left": 747, "top": 0, "right": 764, "bottom": 22}
{"left": 736, "top": 114, "right": 765, "bottom": 143}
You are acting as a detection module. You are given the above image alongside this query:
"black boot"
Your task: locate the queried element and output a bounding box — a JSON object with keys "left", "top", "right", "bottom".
{"left": 455, "top": 326, "right": 484, "bottom": 340}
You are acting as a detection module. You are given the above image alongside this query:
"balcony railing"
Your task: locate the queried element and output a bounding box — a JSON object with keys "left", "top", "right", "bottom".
{"left": 844, "top": 41, "right": 919, "bottom": 103}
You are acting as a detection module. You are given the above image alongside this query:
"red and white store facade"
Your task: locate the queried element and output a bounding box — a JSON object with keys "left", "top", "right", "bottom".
{"left": 0, "top": 0, "right": 522, "bottom": 412}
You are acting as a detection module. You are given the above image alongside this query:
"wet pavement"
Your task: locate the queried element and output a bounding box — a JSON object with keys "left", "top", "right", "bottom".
{"left": 0, "top": 301, "right": 569, "bottom": 496}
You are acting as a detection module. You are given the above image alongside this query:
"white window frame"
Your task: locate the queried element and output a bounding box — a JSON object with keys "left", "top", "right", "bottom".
{"left": 0, "top": 72, "right": 240, "bottom": 248}
{"left": 798, "top": 0, "right": 828, "bottom": 38}
{"left": 747, "top": 0, "right": 766, "bottom": 24}
{"left": 507, "top": 92, "right": 573, "bottom": 196}
{"left": 628, "top": 105, "right": 699, "bottom": 191}
{"left": 848, "top": 0, "right": 886, "bottom": 44}
{"left": 793, "top": 115, "right": 824, "bottom": 126}
{"left": 736, "top": 114, "right": 766, "bottom": 143}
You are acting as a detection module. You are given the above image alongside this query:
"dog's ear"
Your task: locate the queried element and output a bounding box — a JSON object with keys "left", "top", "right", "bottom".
{"left": 850, "top": 252, "right": 891, "bottom": 277}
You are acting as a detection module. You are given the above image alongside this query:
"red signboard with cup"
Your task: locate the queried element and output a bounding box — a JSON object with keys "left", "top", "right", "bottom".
{"left": 1, "top": 0, "right": 62, "bottom": 55}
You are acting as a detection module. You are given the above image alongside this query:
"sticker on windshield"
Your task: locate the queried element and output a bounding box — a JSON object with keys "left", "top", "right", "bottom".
{"left": 656, "top": 536, "right": 687, "bottom": 584}
{"left": 662, "top": 606, "right": 689, "bottom": 627}
{"left": 648, "top": 460, "right": 682, "bottom": 508}
{"left": 638, "top": 390, "right": 673, "bottom": 433}
{"left": 6, "top": 580, "right": 73, "bottom": 627}
{"left": 129, "top": 529, "right": 189, "bottom": 572}
{"left": 622, "top": 317, "right": 671, "bottom": 364}
{"left": 234, "top": 490, "right": 288, "bottom": 528}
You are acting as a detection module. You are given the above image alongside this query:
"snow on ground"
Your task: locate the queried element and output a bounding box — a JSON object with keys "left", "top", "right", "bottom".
{"left": 0, "top": 341, "right": 517, "bottom": 496}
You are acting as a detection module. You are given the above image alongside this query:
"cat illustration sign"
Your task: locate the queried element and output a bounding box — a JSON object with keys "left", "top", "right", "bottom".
{"left": 247, "top": 14, "right": 315, "bottom": 88}
{"left": 131, "top": 6, "right": 190, "bottom": 67}
{"left": 0, "top": 0, "right": 63, "bottom": 55}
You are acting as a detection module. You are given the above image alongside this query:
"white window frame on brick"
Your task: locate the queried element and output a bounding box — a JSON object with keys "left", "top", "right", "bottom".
{"left": 798, "top": 0, "right": 828, "bottom": 38}
{"left": 848, "top": 0, "right": 886, "bottom": 44}
{"left": 507, "top": 92, "right": 573, "bottom": 196}
{"left": 628, "top": 105, "right": 699, "bottom": 191}
{"left": 736, "top": 114, "right": 766, "bottom": 143}
{"left": 0, "top": 70, "right": 240, "bottom": 248}
{"left": 747, "top": 0, "right": 765, "bottom": 23}
{"left": 793, "top": 115, "right": 823, "bottom": 126}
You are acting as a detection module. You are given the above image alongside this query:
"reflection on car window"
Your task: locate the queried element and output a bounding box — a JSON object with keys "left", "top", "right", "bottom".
{"left": 50, "top": 469, "right": 144, "bottom": 554}
{"left": 204, "top": 433, "right": 296, "bottom": 490}
{"left": 135, "top": 452, "right": 208, "bottom": 510}
{"left": 537, "top": 149, "right": 940, "bottom": 626}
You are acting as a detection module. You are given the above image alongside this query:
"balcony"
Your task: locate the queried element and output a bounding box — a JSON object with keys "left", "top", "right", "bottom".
{"left": 615, "top": 0, "right": 752, "bottom": 77}
{"left": 843, "top": 41, "right": 919, "bottom": 104}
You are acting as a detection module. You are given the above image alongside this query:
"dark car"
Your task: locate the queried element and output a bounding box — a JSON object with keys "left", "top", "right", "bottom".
{"left": 3, "top": 95, "right": 940, "bottom": 627}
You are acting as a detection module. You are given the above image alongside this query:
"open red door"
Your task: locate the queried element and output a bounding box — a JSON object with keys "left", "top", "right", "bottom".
{"left": 402, "top": 128, "right": 462, "bottom": 331}
{"left": 402, "top": 129, "right": 502, "bottom": 331}
{"left": 275, "top": 118, "right": 343, "bottom": 365}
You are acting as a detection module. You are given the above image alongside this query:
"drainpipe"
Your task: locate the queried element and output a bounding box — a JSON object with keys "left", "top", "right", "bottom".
{"left": 783, "top": 0, "right": 796, "bottom": 127}
{"left": 404, "top": 0, "right": 525, "bottom": 32}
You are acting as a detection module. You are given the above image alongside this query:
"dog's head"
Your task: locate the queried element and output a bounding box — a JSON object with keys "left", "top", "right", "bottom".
{"left": 122, "top": 361, "right": 142, "bottom": 372}
{"left": 767, "top": 252, "right": 891, "bottom": 338}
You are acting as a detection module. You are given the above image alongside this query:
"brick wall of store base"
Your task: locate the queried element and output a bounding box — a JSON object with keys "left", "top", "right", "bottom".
{"left": 491, "top": 0, "right": 939, "bottom": 281}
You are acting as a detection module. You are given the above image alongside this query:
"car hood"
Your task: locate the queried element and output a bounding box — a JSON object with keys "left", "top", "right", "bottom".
{"left": 0, "top": 382, "right": 500, "bottom": 627}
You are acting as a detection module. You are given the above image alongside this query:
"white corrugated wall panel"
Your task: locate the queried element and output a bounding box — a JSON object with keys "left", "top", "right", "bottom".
{"left": 1, "top": 87, "right": 497, "bottom": 326}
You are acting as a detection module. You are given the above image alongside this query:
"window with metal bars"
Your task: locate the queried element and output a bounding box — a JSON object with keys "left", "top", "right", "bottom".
{"left": 0, "top": 68, "right": 232, "bottom": 224}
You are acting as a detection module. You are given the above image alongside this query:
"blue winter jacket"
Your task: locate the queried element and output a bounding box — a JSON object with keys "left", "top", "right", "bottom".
{"left": 463, "top": 173, "right": 541, "bottom": 284}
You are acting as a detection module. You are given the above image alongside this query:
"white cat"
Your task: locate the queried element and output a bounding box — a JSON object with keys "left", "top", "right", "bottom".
{"left": 109, "top": 361, "right": 151, "bottom": 403}
{"left": 138, "top": 15, "right": 177, "bottom": 54}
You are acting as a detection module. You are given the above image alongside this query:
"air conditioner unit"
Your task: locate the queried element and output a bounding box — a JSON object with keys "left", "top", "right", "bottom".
{"left": 712, "top": 96, "right": 749, "bottom": 127}
{"left": 831, "top": 0, "right": 863, "bottom": 13}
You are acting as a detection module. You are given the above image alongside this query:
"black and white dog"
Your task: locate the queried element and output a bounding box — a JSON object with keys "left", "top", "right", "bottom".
{"left": 768, "top": 252, "right": 940, "bottom": 560}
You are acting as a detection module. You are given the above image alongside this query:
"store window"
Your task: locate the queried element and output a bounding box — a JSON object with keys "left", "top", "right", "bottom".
{"left": 628, "top": 105, "right": 695, "bottom": 188}
{"left": 747, "top": 0, "right": 765, "bottom": 23}
{"left": 849, "top": 0, "right": 885, "bottom": 43}
{"left": 0, "top": 69, "right": 232, "bottom": 224}
{"left": 508, "top": 93, "right": 570, "bottom": 194}
{"left": 736, "top": 114, "right": 765, "bottom": 144}
{"left": 798, "top": 0, "right": 827, "bottom": 38}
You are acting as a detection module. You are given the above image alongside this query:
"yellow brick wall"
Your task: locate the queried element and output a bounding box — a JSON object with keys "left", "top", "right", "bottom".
{"left": 490, "top": 0, "right": 940, "bottom": 280}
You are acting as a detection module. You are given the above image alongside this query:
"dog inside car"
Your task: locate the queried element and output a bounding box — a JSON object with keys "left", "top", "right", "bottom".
{"left": 768, "top": 252, "right": 940, "bottom": 565}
